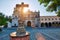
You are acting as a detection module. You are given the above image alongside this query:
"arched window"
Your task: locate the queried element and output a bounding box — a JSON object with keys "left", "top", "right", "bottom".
{"left": 52, "top": 18, "right": 54, "bottom": 20}
{"left": 45, "top": 19, "right": 47, "bottom": 21}
{"left": 48, "top": 18, "right": 50, "bottom": 20}
{"left": 59, "top": 18, "right": 60, "bottom": 20}
{"left": 41, "top": 19, "right": 43, "bottom": 21}
{"left": 55, "top": 18, "right": 57, "bottom": 20}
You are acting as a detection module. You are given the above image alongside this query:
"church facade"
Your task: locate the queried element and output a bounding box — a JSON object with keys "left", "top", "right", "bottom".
{"left": 12, "top": 9, "right": 40, "bottom": 27}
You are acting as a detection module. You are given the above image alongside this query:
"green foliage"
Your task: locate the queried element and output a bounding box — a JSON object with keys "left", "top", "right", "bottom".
{"left": 38, "top": 0, "right": 60, "bottom": 16}
{"left": 56, "top": 10, "right": 60, "bottom": 17}
{"left": 0, "top": 13, "right": 5, "bottom": 26}
{"left": 0, "top": 12, "right": 12, "bottom": 26}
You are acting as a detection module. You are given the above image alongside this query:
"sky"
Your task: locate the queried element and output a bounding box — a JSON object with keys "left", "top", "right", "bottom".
{"left": 0, "top": 0, "right": 57, "bottom": 16}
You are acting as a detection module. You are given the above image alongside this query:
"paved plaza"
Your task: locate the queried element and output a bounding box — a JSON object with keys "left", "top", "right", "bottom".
{"left": 0, "top": 27, "right": 60, "bottom": 40}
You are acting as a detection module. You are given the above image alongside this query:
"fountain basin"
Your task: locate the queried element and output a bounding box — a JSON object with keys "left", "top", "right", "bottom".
{"left": 10, "top": 31, "right": 30, "bottom": 40}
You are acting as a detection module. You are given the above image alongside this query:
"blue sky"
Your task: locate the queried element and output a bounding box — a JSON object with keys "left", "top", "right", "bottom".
{"left": 0, "top": 0, "right": 57, "bottom": 16}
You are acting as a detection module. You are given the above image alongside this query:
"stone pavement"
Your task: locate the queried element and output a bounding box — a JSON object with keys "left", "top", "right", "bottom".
{"left": 0, "top": 27, "right": 60, "bottom": 40}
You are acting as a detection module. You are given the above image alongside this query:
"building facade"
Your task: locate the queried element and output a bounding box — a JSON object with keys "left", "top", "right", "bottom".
{"left": 11, "top": 3, "right": 60, "bottom": 27}
{"left": 12, "top": 9, "right": 40, "bottom": 27}
{"left": 12, "top": 9, "right": 60, "bottom": 27}
{"left": 40, "top": 16, "right": 60, "bottom": 27}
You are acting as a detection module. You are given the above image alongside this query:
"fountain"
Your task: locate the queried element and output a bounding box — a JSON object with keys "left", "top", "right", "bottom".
{"left": 10, "top": 20, "right": 30, "bottom": 40}
{"left": 10, "top": 2, "right": 30, "bottom": 40}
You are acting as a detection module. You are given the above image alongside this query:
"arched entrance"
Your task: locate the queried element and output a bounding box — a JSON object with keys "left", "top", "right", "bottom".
{"left": 27, "top": 21, "right": 31, "bottom": 26}
{"left": 52, "top": 22, "right": 55, "bottom": 27}
{"left": 41, "top": 23, "right": 44, "bottom": 27}
{"left": 59, "top": 22, "right": 60, "bottom": 27}
{"left": 49, "top": 22, "right": 51, "bottom": 27}
{"left": 45, "top": 23, "right": 48, "bottom": 27}
{"left": 59, "top": 22, "right": 60, "bottom": 24}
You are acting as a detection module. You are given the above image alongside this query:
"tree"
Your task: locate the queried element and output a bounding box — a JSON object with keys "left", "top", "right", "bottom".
{"left": 38, "top": 0, "right": 60, "bottom": 16}
{"left": 0, "top": 12, "right": 12, "bottom": 31}
{"left": 8, "top": 16, "right": 12, "bottom": 22}
{"left": 0, "top": 13, "right": 7, "bottom": 26}
{"left": 0, "top": 13, "right": 12, "bottom": 25}
{"left": 0, "top": 12, "right": 5, "bottom": 31}
{"left": 3, "top": 16, "right": 12, "bottom": 28}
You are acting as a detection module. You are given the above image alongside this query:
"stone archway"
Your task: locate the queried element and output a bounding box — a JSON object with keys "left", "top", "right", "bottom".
{"left": 59, "top": 22, "right": 60, "bottom": 24}
{"left": 48, "top": 22, "right": 51, "bottom": 27}
{"left": 27, "top": 21, "right": 31, "bottom": 26}
{"left": 59, "top": 22, "right": 60, "bottom": 27}
{"left": 45, "top": 22, "right": 48, "bottom": 27}
{"left": 52, "top": 22, "right": 55, "bottom": 27}
{"left": 41, "top": 23, "right": 44, "bottom": 27}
